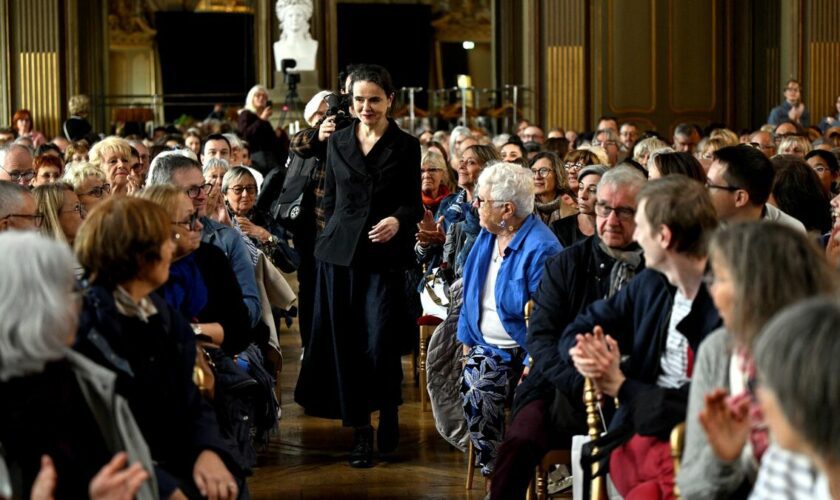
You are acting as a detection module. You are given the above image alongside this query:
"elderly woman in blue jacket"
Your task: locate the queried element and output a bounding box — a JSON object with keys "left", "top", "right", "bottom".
{"left": 457, "top": 162, "right": 563, "bottom": 479}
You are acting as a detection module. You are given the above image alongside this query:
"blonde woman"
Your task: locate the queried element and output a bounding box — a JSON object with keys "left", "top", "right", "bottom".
{"left": 63, "top": 162, "right": 110, "bottom": 213}
{"left": 237, "top": 84, "right": 283, "bottom": 174}
{"left": 89, "top": 136, "right": 135, "bottom": 197}
{"left": 778, "top": 135, "right": 812, "bottom": 158}
{"left": 32, "top": 182, "right": 85, "bottom": 246}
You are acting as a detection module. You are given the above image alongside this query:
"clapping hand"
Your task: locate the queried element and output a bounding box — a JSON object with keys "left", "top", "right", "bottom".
{"left": 416, "top": 209, "right": 445, "bottom": 247}
{"left": 788, "top": 102, "right": 805, "bottom": 122}
{"left": 235, "top": 216, "right": 271, "bottom": 243}
{"left": 698, "top": 388, "right": 750, "bottom": 462}
{"left": 569, "top": 325, "right": 625, "bottom": 397}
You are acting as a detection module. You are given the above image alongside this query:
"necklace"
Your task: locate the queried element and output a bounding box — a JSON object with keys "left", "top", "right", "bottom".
{"left": 493, "top": 239, "right": 506, "bottom": 263}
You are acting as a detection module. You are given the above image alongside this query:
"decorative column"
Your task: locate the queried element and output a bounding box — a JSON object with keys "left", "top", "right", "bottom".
{"left": 10, "top": 0, "right": 63, "bottom": 138}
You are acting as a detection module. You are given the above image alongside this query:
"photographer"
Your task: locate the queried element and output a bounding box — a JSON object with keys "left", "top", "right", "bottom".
{"left": 237, "top": 84, "right": 285, "bottom": 175}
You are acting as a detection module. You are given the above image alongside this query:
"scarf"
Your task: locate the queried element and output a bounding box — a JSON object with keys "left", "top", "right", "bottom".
{"left": 113, "top": 286, "right": 158, "bottom": 323}
{"left": 160, "top": 253, "right": 209, "bottom": 320}
{"left": 230, "top": 212, "right": 261, "bottom": 266}
{"left": 422, "top": 186, "right": 450, "bottom": 210}
{"left": 599, "top": 241, "right": 644, "bottom": 298}
{"left": 534, "top": 196, "right": 562, "bottom": 224}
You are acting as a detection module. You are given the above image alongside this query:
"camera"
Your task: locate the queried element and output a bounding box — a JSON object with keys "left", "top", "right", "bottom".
{"left": 324, "top": 93, "right": 353, "bottom": 129}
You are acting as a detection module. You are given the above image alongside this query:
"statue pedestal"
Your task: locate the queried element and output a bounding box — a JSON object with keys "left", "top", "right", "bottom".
{"left": 269, "top": 70, "right": 321, "bottom": 132}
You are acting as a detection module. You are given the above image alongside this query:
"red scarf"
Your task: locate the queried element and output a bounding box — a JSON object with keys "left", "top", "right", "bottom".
{"left": 422, "top": 186, "right": 450, "bottom": 209}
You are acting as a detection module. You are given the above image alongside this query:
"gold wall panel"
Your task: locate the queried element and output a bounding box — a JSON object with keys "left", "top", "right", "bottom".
{"left": 546, "top": 46, "right": 585, "bottom": 130}
{"left": 543, "top": 0, "right": 586, "bottom": 130}
{"left": 668, "top": 0, "right": 716, "bottom": 112}
{"left": 809, "top": 42, "right": 840, "bottom": 121}
{"left": 807, "top": 0, "right": 840, "bottom": 121}
{"left": 12, "top": 0, "right": 61, "bottom": 138}
{"left": 606, "top": 0, "right": 655, "bottom": 113}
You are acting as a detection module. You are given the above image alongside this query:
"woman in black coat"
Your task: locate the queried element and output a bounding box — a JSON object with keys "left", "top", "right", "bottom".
{"left": 294, "top": 64, "right": 423, "bottom": 468}
{"left": 73, "top": 197, "right": 242, "bottom": 500}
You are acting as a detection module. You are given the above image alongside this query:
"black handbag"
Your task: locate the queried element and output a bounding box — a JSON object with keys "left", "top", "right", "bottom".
{"left": 271, "top": 154, "right": 316, "bottom": 223}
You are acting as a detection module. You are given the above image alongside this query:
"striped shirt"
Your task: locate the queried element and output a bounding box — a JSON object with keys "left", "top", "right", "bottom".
{"left": 749, "top": 444, "right": 830, "bottom": 500}
{"left": 657, "top": 290, "right": 692, "bottom": 389}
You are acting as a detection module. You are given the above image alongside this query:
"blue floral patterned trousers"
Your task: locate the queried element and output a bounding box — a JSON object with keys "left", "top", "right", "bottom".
{"left": 461, "top": 344, "right": 526, "bottom": 477}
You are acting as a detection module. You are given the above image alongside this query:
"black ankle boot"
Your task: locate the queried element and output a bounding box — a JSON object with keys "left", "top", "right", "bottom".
{"left": 377, "top": 407, "right": 399, "bottom": 453}
{"left": 349, "top": 426, "right": 374, "bottom": 468}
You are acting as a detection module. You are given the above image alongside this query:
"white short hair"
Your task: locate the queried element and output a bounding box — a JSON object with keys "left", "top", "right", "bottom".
{"left": 477, "top": 162, "right": 535, "bottom": 217}
{"left": 0, "top": 232, "right": 77, "bottom": 381}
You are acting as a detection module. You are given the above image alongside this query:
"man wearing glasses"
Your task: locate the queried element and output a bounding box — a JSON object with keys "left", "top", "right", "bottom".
{"left": 591, "top": 128, "right": 621, "bottom": 166}
{"left": 0, "top": 143, "right": 35, "bottom": 187}
{"left": 747, "top": 130, "right": 777, "bottom": 158}
{"left": 768, "top": 79, "right": 810, "bottom": 127}
{"left": 706, "top": 145, "right": 805, "bottom": 232}
{"left": 148, "top": 154, "right": 262, "bottom": 328}
{"left": 0, "top": 181, "right": 42, "bottom": 231}
{"left": 492, "top": 166, "right": 646, "bottom": 498}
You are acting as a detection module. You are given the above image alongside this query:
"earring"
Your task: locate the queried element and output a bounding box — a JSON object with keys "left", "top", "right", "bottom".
{"left": 500, "top": 220, "right": 506, "bottom": 228}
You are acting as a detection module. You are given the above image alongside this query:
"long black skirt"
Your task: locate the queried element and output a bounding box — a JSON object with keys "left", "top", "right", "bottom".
{"left": 294, "top": 260, "right": 408, "bottom": 427}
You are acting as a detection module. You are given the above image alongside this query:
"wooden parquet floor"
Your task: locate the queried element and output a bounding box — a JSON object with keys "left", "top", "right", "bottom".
{"left": 247, "top": 314, "right": 485, "bottom": 499}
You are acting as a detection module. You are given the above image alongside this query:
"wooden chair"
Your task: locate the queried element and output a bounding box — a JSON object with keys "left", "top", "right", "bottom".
{"left": 670, "top": 422, "right": 686, "bottom": 499}
{"left": 416, "top": 315, "right": 442, "bottom": 412}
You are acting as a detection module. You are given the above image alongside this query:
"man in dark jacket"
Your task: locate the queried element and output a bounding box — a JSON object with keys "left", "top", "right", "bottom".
{"left": 492, "top": 175, "right": 721, "bottom": 499}
{"left": 491, "top": 166, "right": 646, "bottom": 498}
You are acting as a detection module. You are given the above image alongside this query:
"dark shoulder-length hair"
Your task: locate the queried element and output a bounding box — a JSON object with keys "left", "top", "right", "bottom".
{"left": 653, "top": 151, "right": 706, "bottom": 182}
{"left": 75, "top": 197, "right": 171, "bottom": 290}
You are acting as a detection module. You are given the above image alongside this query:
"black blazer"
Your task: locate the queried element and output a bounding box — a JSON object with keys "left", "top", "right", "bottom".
{"left": 315, "top": 118, "right": 422, "bottom": 270}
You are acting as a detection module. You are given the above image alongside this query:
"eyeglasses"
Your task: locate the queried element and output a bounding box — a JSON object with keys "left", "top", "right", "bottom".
{"left": 225, "top": 185, "right": 257, "bottom": 196}
{"left": 594, "top": 202, "right": 635, "bottom": 221}
{"left": 185, "top": 183, "right": 213, "bottom": 199}
{"left": 564, "top": 162, "right": 585, "bottom": 172}
{"left": 79, "top": 183, "right": 111, "bottom": 198}
{"left": 0, "top": 165, "right": 36, "bottom": 183}
{"left": 705, "top": 180, "right": 742, "bottom": 192}
{"left": 748, "top": 142, "right": 774, "bottom": 152}
{"left": 60, "top": 203, "right": 86, "bottom": 219}
{"left": 474, "top": 196, "right": 508, "bottom": 207}
{"left": 172, "top": 210, "right": 201, "bottom": 231}
{"left": 1, "top": 212, "right": 44, "bottom": 227}
{"left": 593, "top": 140, "right": 618, "bottom": 148}
{"left": 785, "top": 86, "right": 801, "bottom": 92}
{"left": 531, "top": 167, "right": 553, "bottom": 178}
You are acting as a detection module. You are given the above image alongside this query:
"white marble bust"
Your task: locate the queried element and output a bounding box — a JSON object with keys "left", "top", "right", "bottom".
{"left": 274, "top": 0, "right": 318, "bottom": 72}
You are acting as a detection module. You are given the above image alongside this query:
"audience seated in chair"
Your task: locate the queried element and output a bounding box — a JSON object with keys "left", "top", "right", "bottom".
{"left": 491, "top": 166, "right": 647, "bottom": 499}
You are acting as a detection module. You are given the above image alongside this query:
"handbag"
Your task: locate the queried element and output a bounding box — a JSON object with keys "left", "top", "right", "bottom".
{"left": 420, "top": 266, "right": 450, "bottom": 319}
{"left": 193, "top": 338, "right": 217, "bottom": 401}
{"left": 271, "top": 154, "right": 315, "bottom": 223}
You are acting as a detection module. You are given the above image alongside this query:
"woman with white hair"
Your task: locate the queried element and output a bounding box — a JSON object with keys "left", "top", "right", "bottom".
{"left": 237, "top": 84, "right": 284, "bottom": 174}
{"left": 0, "top": 232, "right": 155, "bottom": 500}
{"left": 89, "top": 136, "right": 134, "bottom": 197}
{"left": 458, "top": 162, "right": 563, "bottom": 481}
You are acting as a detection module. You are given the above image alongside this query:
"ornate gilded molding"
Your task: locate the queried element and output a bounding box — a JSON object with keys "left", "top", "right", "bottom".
{"left": 432, "top": 0, "right": 491, "bottom": 42}
{"left": 108, "top": 0, "right": 156, "bottom": 48}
